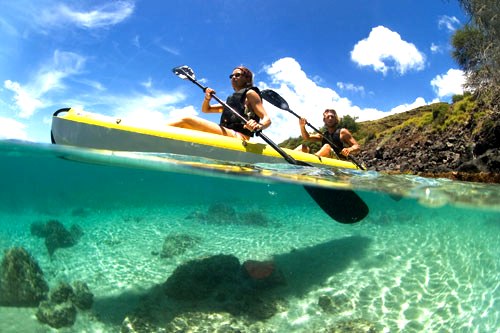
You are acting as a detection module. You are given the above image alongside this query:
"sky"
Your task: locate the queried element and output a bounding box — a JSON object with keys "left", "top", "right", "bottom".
{"left": 0, "top": 0, "right": 468, "bottom": 144}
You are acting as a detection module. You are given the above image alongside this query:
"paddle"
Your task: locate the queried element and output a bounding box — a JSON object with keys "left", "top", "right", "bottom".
{"left": 261, "top": 89, "right": 366, "bottom": 170}
{"left": 172, "top": 65, "right": 368, "bottom": 223}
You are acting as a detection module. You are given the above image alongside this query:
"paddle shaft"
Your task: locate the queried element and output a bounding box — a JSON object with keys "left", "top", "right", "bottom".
{"left": 181, "top": 73, "right": 305, "bottom": 166}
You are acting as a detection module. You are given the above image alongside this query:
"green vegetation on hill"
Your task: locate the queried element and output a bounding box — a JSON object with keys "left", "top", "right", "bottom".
{"left": 357, "top": 93, "right": 479, "bottom": 144}
{"left": 279, "top": 93, "right": 485, "bottom": 151}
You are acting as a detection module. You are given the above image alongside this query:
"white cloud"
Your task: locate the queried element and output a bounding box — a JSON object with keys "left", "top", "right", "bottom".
{"left": 4, "top": 50, "right": 85, "bottom": 118}
{"left": 0, "top": 17, "right": 19, "bottom": 36}
{"left": 75, "top": 79, "right": 106, "bottom": 91}
{"left": 141, "top": 77, "right": 153, "bottom": 89}
{"left": 41, "top": 1, "right": 135, "bottom": 29}
{"left": 351, "top": 26, "right": 425, "bottom": 75}
{"left": 430, "top": 43, "right": 441, "bottom": 54}
{"left": 132, "top": 35, "right": 140, "bottom": 48}
{"left": 336, "top": 82, "right": 365, "bottom": 95}
{"left": 388, "top": 97, "right": 431, "bottom": 114}
{"left": 431, "top": 69, "right": 465, "bottom": 97}
{"left": 82, "top": 89, "right": 191, "bottom": 126}
{"left": 0, "top": 116, "right": 29, "bottom": 140}
{"left": 257, "top": 57, "right": 432, "bottom": 143}
{"left": 4, "top": 80, "right": 43, "bottom": 118}
{"left": 160, "top": 45, "right": 181, "bottom": 56}
{"left": 438, "top": 16, "right": 460, "bottom": 32}
{"left": 114, "top": 97, "right": 198, "bottom": 132}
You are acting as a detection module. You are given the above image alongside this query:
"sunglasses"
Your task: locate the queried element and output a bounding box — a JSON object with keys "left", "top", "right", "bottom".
{"left": 229, "top": 73, "right": 243, "bottom": 79}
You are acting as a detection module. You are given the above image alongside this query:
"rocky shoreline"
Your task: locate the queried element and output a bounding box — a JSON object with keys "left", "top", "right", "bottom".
{"left": 357, "top": 107, "right": 499, "bottom": 184}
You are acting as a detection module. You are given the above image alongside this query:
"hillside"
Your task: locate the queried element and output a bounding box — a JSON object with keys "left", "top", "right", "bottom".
{"left": 283, "top": 94, "right": 500, "bottom": 183}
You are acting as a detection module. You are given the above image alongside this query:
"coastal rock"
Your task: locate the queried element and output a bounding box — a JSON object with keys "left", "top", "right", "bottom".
{"left": 0, "top": 247, "right": 49, "bottom": 307}
{"left": 357, "top": 104, "right": 500, "bottom": 182}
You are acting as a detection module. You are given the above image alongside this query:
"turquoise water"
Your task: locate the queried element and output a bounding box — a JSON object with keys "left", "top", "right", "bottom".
{"left": 0, "top": 139, "right": 499, "bottom": 332}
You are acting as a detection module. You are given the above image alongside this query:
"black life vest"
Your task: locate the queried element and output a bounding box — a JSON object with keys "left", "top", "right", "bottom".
{"left": 322, "top": 128, "right": 344, "bottom": 157}
{"left": 220, "top": 87, "right": 261, "bottom": 137}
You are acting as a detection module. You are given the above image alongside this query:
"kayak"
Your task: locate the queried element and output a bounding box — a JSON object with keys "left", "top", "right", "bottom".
{"left": 50, "top": 108, "right": 360, "bottom": 170}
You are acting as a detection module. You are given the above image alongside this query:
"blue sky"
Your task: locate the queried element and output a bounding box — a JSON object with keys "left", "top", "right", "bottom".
{"left": 0, "top": 0, "right": 467, "bottom": 144}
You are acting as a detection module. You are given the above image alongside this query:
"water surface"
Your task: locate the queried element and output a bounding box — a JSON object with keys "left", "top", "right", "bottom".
{"left": 0, "top": 140, "right": 498, "bottom": 332}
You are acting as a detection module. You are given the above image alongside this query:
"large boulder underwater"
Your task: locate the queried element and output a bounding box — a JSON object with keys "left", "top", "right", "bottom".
{"left": 0, "top": 247, "right": 49, "bottom": 307}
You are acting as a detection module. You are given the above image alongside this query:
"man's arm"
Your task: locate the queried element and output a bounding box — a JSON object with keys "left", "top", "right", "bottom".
{"left": 299, "top": 118, "right": 322, "bottom": 141}
{"left": 339, "top": 128, "right": 360, "bottom": 156}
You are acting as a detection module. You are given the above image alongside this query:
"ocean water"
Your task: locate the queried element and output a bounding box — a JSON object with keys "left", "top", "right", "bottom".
{"left": 0, "top": 139, "right": 499, "bottom": 333}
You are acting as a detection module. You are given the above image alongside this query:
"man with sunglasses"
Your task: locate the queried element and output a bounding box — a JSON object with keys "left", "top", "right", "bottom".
{"left": 167, "top": 66, "right": 271, "bottom": 140}
{"left": 296, "top": 109, "right": 360, "bottom": 158}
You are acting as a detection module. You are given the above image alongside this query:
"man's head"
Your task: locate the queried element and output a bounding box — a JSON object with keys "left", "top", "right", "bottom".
{"left": 323, "top": 109, "right": 339, "bottom": 127}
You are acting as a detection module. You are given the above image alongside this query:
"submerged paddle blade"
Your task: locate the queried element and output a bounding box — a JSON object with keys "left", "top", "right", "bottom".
{"left": 261, "top": 89, "right": 290, "bottom": 111}
{"left": 173, "top": 65, "right": 195, "bottom": 80}
{"left": 304, "top": 186, "right": 369, "bottom": 223}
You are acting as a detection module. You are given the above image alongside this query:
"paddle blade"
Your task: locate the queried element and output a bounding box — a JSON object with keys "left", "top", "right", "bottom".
{"left": 304, "top": 186, "right": 369, "bottom": 223}
{"left": 172, "top": 65, "right": 195, "bottom": 80}
{"left": 261, "top": 89, "right": 290, "bottom": 111}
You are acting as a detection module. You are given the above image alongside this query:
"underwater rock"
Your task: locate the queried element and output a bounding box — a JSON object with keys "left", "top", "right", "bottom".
{"left": 187, "top": 204, "right": 272, "bottom": 227}
{"left": 0, "top": 247, "right": 49, "bottom": 306}
{"left": 241, "top": 260, "right": 286, "bottom": 290}
{"left": 188, "top": 203, "right": 249, "bottom": 224}
{"left": 30, "top": 221, "right": 49, "bottom": 238}
{"left": 207, "top": 203, "right": 237, "bottom": 223}
{"left": 239, "top": 210, "right": 270, "bottom": 226}
{"left": 71, "top": 207, "right": 91, "bottom": 217}
{"left": 243, "top": 260, "right": 275, "bottom": 279}
{"left": 164, "top": 254, "right": 241, "bottom": 300}
{"left": 49, "top": 282, "right": 74, "bottom": 304}
{"left": 160, "top": 234, "right": 201, "bottom": 258}
{"left": 36, "top": 300, "right": 77, "bottom": 329}
{"left": 71, "top": 280, "right": 94, "bottom": 310}
{"left": 30, "top": 220, "right": 83, "bottom": 256}
{"left": 318, "top": 295, "right": 335, "bottom": 313}
{"left": 35, "top": 280, "right": 93, "bottom": 328}
{"left": 47, "top": 281, "right": 93, "bottom": 310}
{"left": 69, "top": 224, "right": 84, "bottom": 241}
{"left": 124, "top": 255, "right": 289, "bottom": 329}
{"left": 326, "top": 318, "right": 378, "bottom": 333}
{"left": 242, "top": 296, "right": 284, "bottom": 320}
{"left": 122, "top": 314, "right": 159, "bottom": 333}
{"left": 318, "top": 294, "right": 353, "bottom": 314}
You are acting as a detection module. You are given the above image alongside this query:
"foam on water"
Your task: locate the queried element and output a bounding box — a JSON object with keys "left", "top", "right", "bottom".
{"left": 0, "top": 140, "right": 499, "bottom": 332}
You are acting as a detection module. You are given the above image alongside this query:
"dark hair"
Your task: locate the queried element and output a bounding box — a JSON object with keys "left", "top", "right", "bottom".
{"left": 234, "top": 66, "right": 253, "bottom": 87}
